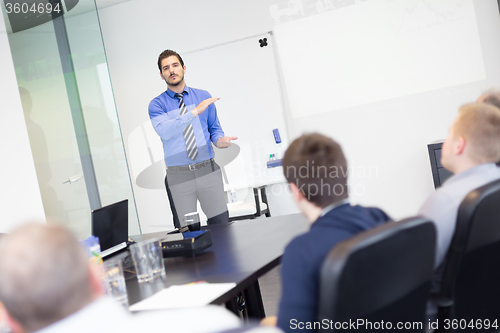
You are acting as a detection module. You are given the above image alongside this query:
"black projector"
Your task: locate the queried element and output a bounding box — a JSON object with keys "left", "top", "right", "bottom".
{"left": 160, "top": 229, "right": 213, "bottom": 257}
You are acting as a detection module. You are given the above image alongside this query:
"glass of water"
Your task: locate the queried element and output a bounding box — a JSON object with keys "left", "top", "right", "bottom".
{"left": 147, "top": 238, "right": 166, "bottom": 279}
{"left": 129, "top": 241, "right": 154, "bottom": 283}
{"left": 103, "top": 259, "right": 128, "bottom": 306}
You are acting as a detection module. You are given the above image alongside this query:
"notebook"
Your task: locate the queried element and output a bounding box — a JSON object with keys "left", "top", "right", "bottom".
{"left": 91, "top": 199, "right": 128, "bottom": 257}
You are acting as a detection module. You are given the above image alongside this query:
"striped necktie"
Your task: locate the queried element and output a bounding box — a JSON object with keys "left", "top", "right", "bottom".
{"left": 175, "top": 93, "right": 198, "bottom": 161}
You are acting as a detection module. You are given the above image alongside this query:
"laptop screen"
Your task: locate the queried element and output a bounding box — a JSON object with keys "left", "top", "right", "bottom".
{"left": 91, "top": 199, "right": 128, "bottom": 251}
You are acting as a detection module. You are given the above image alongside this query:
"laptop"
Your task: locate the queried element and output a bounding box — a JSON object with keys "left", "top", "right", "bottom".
{"left": 91, "top": 199, "right": 129, "bottom": 258}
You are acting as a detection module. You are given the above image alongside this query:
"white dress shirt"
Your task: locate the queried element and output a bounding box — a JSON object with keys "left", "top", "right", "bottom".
{"left": 418, "top": 163, "right": 500, "bottom": 318}
{"left": 419, "top": 163, "right": 500, "bottom": 268}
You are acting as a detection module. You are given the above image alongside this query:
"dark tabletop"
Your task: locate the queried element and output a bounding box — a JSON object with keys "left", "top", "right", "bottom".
{"left": 124, "top": 213, "right": 308, "bottom": 305}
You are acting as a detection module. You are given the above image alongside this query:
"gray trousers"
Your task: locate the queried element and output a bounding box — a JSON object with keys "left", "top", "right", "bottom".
{"left": 165, "top": 160, "right": 229, "bottom": 228}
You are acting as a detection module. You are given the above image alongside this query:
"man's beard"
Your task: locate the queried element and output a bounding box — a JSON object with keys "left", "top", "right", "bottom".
{"left": 168, "top": 74, "right": 184, "bottom": 86}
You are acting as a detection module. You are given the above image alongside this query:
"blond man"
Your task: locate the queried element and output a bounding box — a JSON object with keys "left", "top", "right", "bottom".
{"left": 419, "top": 102, "right": 500, "bottom": 317}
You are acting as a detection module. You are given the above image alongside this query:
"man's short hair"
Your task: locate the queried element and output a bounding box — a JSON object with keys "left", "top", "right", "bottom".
{"left": 282, "top": 133, "right": 349, "bottom": 208}
{"left": 157, "top": 49, "right": 184, "bottom": 72}
{"left": 454, "top": 103, "right": 500, "bottom": 164}
{"left": 0, "top": 223, "right": 92, "bottom": 332}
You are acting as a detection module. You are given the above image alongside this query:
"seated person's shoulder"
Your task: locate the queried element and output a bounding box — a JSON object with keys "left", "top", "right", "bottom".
{"left": 345, "top": 204, "right": 391, "bottom": 223}
{"left": 365, "top": 206, "right": 392, "bottom": 222}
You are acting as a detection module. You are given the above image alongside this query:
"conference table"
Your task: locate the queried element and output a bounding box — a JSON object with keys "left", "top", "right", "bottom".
{"left": 123, "top": 213, "right": 309, "bottom": 318}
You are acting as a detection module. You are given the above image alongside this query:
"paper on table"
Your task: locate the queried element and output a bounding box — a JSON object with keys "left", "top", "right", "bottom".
{"left": 128, "top": 283, "right": 236, "bottom": 311}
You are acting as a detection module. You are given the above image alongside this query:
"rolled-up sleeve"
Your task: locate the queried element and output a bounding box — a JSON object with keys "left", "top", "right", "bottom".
{"left": 149, "top": 98, "right": 195, "bottom": 141}
{"left": 205, "top": 95, "right": 224, "bottom": 144}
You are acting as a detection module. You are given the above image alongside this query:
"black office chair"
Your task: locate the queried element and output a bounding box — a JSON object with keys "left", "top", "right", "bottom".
{"left": 317, "top": 216, "right": 436, "bottom": 332}
{"left": 430, "top": 178, "right": 500, "bottom": 333}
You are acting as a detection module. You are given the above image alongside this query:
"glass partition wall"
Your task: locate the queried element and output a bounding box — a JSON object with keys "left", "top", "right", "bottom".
{"left": 1, "top": 0, "right": 140, "bottom": 239}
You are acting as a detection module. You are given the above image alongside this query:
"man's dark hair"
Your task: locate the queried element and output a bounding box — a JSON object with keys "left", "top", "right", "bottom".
{"left": 282, "top": 133, "right": 349, "bottom": 208}
{"left": 157, "top": 49, "right": 184, "bottom": 72}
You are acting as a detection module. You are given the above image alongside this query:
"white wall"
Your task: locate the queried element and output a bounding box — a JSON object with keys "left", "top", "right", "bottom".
{"left": 97, "top": 0, "right": 500, "bottom": 229}
{"left": 0, "top": 13, "right": 46, "bottom": 233}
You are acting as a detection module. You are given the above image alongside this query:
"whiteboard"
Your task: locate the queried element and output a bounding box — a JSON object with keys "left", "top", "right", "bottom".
{"left": 182, "top": 33, "right": 288, "bottom": 189}
{"left": 274, "top": 0, "right": 485, "bottom": 119}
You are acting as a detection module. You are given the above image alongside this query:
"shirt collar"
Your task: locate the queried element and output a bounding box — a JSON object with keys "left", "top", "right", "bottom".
{"left": 320, "top": 198, "right": 350, "bottom": 217}
{"left": 166, "top": 85, "right": 190, "bottom": 99}
{"left": 444, "top": 163, "right": 499, "bottom": 186}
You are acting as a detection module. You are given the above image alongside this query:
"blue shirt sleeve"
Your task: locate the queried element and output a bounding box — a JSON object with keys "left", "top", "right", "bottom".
{"left": 277, "top": 239, "right": 318, "bottom": 333}
{"left": 149, "top": 97, "right": 195, "bottom": 141}
{"left": 205, "top": 93, "right": 225, "bottom": 144}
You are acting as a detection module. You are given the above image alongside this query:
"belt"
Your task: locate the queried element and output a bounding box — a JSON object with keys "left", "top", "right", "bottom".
{"left": 166, "top": 158, "right": 214, "bottom": 172}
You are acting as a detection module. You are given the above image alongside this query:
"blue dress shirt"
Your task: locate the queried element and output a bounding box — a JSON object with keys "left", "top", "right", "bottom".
{"left": 149, "top": 86, "right": 225, "bottom": 166}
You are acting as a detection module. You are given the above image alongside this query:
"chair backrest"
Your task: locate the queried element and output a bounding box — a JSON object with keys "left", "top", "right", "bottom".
{"left": 439, "top": 178, "right": 500, "bottom": 322}
{"left": 317, "top": 216, "right": 436, "bottom": 332}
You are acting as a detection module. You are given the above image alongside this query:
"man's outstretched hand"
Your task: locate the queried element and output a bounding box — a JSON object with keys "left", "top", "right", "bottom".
{"left": 216, "top": 136, "right": 238, "bottom": 148}
{"left": 191, "top": 97, "right": 220, "bottom": 117}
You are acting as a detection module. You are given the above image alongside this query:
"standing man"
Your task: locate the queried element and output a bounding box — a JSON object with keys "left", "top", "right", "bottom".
{"left": 149, "top": 50, "right": 237, "bottom": 228}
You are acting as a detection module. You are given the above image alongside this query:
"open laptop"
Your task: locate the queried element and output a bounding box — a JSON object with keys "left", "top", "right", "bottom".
{"left": 91, "top": 199, "right": 128, "bottom": 258}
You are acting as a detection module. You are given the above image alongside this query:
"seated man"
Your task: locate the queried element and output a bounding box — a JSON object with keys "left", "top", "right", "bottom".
{"left": 418, "top": 102, "right": 500, "bottom": 317}
{"left": 0, "top": 223, "right": 242, "bottom": 333}
{"left": 265, "top": 133, "right": 391, "bottom": 333}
